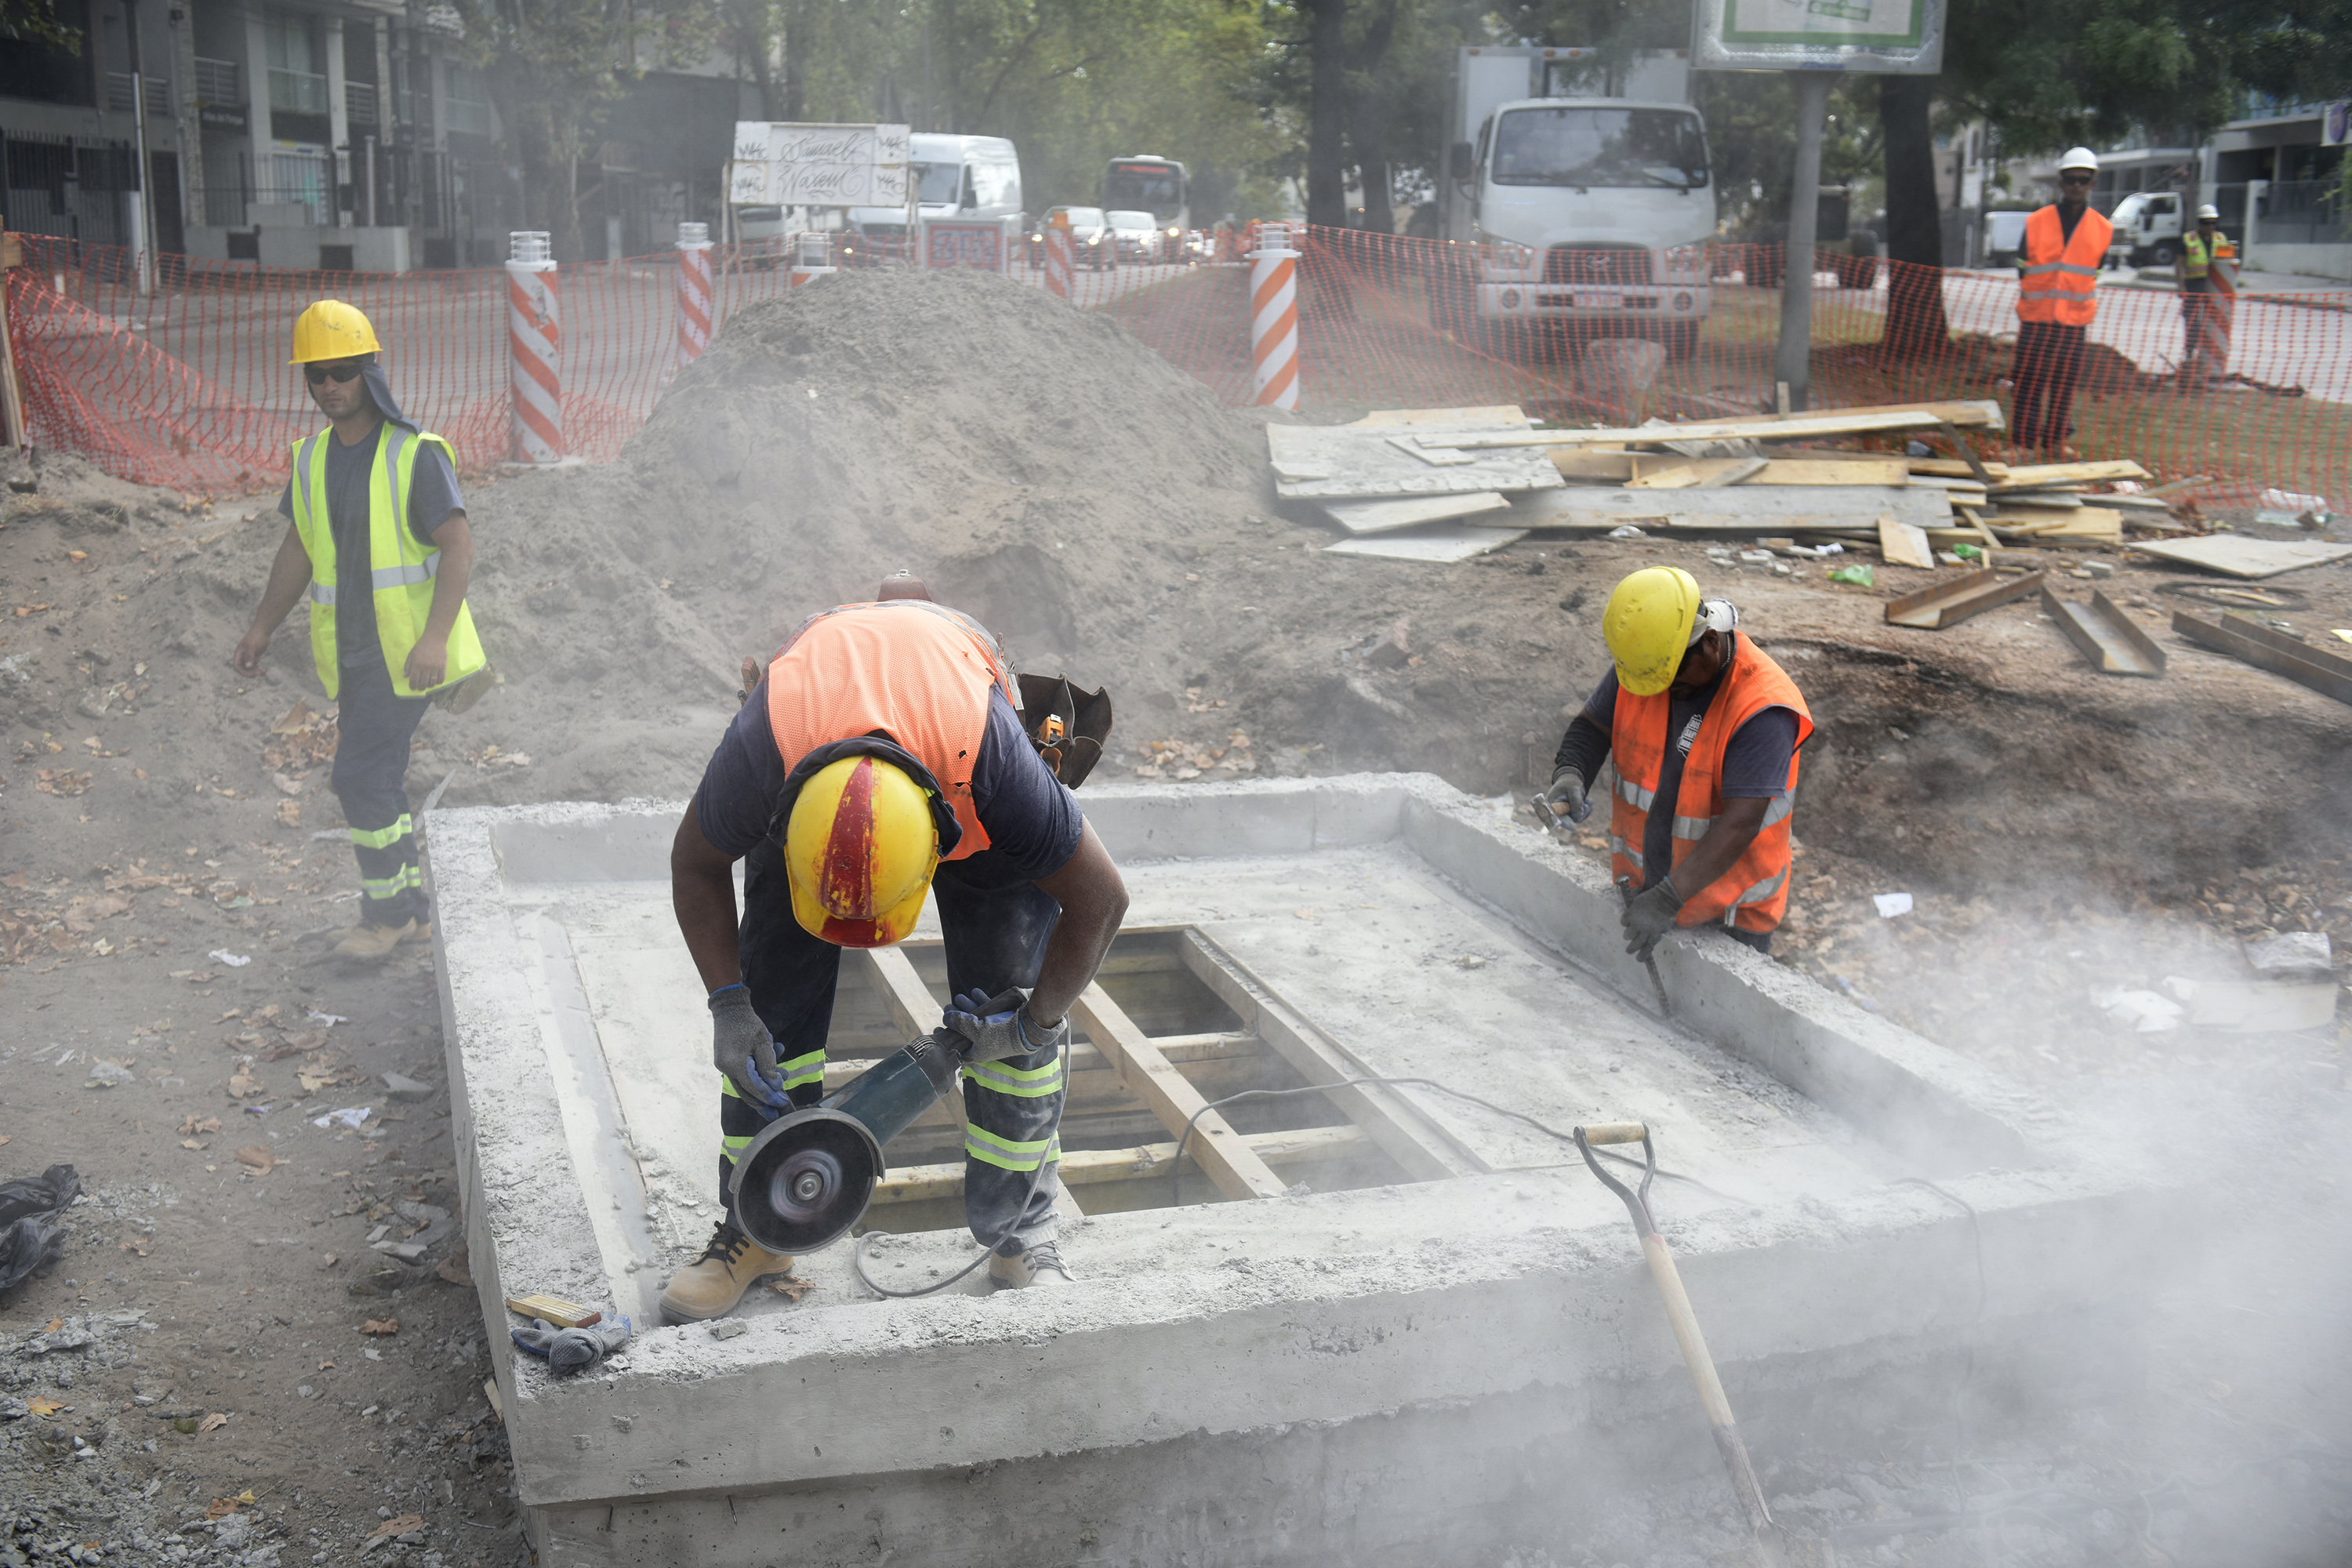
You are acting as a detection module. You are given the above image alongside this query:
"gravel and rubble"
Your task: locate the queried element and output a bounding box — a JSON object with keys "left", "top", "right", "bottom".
{"left": 4, "top": 267, "right": 2350, "bottom": 1564}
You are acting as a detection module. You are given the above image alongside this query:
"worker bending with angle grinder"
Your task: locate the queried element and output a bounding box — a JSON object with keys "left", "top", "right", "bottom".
{"left": 663, "top": 577, "right": 1129, "bottom": 1323}
{"left": 1541, "top": 568, "right": 1813, "bottom": 959}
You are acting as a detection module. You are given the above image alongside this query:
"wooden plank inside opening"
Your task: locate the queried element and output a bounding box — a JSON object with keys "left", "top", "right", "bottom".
{"left": 1067, "top": 982, "right": 1287, "bottom": 1200}
{"left": 872, "top": 1125, "right": 1373, "bottom": 1205}
{"left": 1178, "top": 931, "right": 1485, "bottom": 1180}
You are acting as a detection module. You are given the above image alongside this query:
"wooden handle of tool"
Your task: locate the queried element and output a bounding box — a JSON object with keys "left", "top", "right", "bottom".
{"left": 1579, "top": 1121, "right": 1648, "bottom": 1146}
{"left": 1641, "top": 1232, "right": 1777, "bottom": 1536}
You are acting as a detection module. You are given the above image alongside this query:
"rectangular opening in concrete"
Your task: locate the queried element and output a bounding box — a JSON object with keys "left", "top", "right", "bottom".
{"left": 430, "top": 775, "right": 2168, "bottom": 1567}
{"left": 849, "top": 927, "right": 1424, "bottom": 1233}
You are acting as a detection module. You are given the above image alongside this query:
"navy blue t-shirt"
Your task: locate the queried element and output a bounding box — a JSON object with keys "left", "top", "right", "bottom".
{"left": 278, "top": 423, "right": 466, "bottom": 670}
{"left": 692, "top": 684, "right": 1083, "bottom": 882}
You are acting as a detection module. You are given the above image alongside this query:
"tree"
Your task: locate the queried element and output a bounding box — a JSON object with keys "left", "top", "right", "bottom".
{"left": 0, "top": 0, "right": 80, "bottom": 54}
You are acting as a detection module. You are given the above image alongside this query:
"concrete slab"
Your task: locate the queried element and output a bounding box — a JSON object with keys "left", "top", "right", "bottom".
{"left": 426, "top": 774, "right": 2169, "bottom": 1566}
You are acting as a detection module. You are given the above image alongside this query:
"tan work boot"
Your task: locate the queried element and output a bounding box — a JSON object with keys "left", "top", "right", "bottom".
{"left": 987, "top": 1238, "right": 1073, "bottom": 1290}
{"left": 335, "top": 919, "right": 416, "bottom": 958}
{"left": 398, "top": 919, "right": 434, "bottom": 946}
{"left": 659, "top": 1219, "right": 794, "bottom": 1324}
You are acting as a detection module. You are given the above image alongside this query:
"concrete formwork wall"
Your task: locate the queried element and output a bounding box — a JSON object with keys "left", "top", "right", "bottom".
{"left": 426, "top": 776, "right": 2172, "bottom": 1568}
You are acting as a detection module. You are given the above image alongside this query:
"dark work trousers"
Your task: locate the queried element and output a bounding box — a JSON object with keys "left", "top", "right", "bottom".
{"left": 331, "top": 659, "right": 432, "bottom": 928}
{"left": 2010, "top": 319, "right": 2088, "bottom": 448}
{"left": 722, "top": 844, "right": 1067, "bottom": 1254}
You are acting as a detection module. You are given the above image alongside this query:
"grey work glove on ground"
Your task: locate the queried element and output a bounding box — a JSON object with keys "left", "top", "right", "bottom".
{"left": 709, "top": 985, "right": 786, "bottom": 1116}
{"left": 1541, "top": 767, "right": 1592, "bottom": 825}
{"left": 943, "top": 986, "right": 1071, "bottom": 1064}
{"left": 1620, "top": 877, "right": 1685, "bottom": 960}
{"left": 511, "top": 1314, "right": 632, "bottom": 1376}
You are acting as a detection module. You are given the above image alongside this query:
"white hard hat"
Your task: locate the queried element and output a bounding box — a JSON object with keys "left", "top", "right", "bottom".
{"left": 2058, "top": 147, "right": 2099, "bottom": 173}
{"left": 2197, "top": 203, "right": 2220, "bottom": 220}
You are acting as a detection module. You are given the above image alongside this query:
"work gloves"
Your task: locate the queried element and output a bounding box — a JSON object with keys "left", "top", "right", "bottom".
{"left": 943, "top": 986, "right": 1070, "bottom": 1064}
{"left": 1540, "top": 767, "right": 1592, "bottom": 826}
{"left": 1620, "top": 877, "right": 1685, "bottom": 960}
{"left": 511, "top": 1314, "right": 632, "bottom": 1377}
{"left": 710, "top": 985, "right": 787, "bottom": 1118}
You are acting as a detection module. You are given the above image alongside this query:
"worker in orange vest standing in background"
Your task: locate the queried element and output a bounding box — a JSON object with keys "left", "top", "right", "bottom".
{"left": 2010, "top": 147, "right": 2114, "bottom": 460}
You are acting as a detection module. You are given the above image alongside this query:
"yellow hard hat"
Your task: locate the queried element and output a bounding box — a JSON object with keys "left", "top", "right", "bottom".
{"left": 289, "top": 299, "right": 381, "bottom": 365}
{"left": 1602, "top": 566, "right": 1703, "bottom": 697}
{"left": 783, "top": 754, "right": 940, "bottom": 948}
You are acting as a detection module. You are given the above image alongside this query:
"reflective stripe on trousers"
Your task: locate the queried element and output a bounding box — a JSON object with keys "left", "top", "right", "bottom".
{"left": 350, "top": 814, "right": 414, "bottom": 851}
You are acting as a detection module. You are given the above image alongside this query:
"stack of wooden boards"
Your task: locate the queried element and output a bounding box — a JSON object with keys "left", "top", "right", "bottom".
{"left": 1269, "top": 400, "right": 2190, "bottom": 564}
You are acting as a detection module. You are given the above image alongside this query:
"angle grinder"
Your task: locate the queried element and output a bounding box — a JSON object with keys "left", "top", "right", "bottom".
{"left": 728, "top": 1029, "right": 967, "bottom": 1254}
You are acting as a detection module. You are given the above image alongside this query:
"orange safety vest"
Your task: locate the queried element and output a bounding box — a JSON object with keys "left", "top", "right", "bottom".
{"left": 1609, "top": 635, "right": 1814, "bottom": 935}
{"left": 765, "top": 601, "right": 1016, "bottom": 862}
{"left": 2017, "top": 204, "right": 2114, "bottom": 327}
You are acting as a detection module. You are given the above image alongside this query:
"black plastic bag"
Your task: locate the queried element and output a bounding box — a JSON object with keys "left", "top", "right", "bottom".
{"left": 0, "top": 1164, "right": 80, "bottom": 1297}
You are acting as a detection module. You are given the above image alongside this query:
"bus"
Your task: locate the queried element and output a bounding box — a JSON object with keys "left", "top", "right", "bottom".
{"left": 1103, "top": 156, "right": 1188, "bottom": 256}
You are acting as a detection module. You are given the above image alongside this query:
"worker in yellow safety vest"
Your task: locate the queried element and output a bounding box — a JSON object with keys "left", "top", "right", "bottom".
{"left": 2176, "top": 203, "right": 2238, "bottom": 385}
{"left": 231, "top": 300, "right": 491, "bottom": 958}
{"left": 2010, "top": 147, "right": 2115, "bottom": 460}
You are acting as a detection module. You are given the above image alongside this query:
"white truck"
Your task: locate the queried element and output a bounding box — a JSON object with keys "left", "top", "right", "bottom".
{"left": 1434, "top": 46, "right": 1715, "bottom": 358}
{"left": 2104, "top": 191, "right": 2185, "bottom": 267}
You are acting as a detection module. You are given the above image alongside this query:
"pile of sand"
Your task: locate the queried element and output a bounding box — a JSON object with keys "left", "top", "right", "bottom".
{"left": 3, "top": 267, "right": 1332, "bottom": 861}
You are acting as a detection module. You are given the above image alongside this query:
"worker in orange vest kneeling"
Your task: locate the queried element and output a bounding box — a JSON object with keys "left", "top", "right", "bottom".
{"left": 2010, "top": 147, "right": 2114, "bottom": 460}
{"left": 1541, "top": 568, "right": 1813, "bottom": 960}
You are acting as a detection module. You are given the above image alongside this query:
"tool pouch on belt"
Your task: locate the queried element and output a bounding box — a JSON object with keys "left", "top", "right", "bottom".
{"left": 1016, "top": 673, "right": 1113, "bottom": 789}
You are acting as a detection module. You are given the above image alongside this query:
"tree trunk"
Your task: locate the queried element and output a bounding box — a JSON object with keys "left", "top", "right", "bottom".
{"left": 1304, "top": 0, "right": 1348, "bottom": 229}
{"left": 781, "top": 0, "right": 805, "bottom": 122}
{"left": 1348, "top": 90, "right": 1389, "bottom": 231}
{"left": 1878, "top": 73, "right": 1949, "bottom": 358}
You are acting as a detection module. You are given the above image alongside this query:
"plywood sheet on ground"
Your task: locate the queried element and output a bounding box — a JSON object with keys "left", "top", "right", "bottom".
{"left": 1510, "top": 484, "right": 1948, "bottom": 533}
{"left": 1323, "top": 525, "right": 1529, "bottom": 561}
{"left": 1323, "top": 492, "right": 1511, "bottom": 535}
{"left": 1269, "top": 424, "right": 1563, "bottom": 499}
{"left": 2129, "top": 535, "right": 2352, "bottom": 579}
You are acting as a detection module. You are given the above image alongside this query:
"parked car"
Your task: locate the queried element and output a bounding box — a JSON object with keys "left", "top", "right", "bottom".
{"left": 1045, "top": 205, "right": 1118, "bottom": 269}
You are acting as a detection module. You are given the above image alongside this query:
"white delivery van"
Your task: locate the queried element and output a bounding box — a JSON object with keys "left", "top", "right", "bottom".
{"left": 845, "top": 133, "right": 1022, "bottom": 256}
{"left": 1983, "top": 209, "right": 2031, "bottom": 269}
{"left": 1435, "top": 49, "right": 1714, "bottom": 359}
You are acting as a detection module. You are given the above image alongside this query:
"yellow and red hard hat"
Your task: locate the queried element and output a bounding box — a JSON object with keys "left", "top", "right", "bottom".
{"left": 289, "top": 299, "right": 382, "bottom": 365}
{"left": 783, "top": 753, "right": 941, "bottom": 948}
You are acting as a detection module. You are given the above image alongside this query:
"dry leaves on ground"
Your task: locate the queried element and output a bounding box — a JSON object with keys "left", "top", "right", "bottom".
{"left": 368, "top": 1514, "right": 427, "bottom": 1540}
{"left": 435, "top": 1247, "right": 473, "bottom": 1288}
{"left": 226, "top": 1065, "right": 263, "bottom": 1098}
{"left": 26, "top": 1397, "right": 64, "bottom": 1416}
{"left": 361, "top": 1318, "right": 399, "bottom": 1336}
{"left": 119, "top": 1237, "right": 151, "bottom": 1256}
{"left": 34, "top": 769, "right": 92, "bottom": 797}
{"left": 179, "top": 1114, "right": 222, "bottom": 1136}
{"left": 274, "top": 800, "right": 301, "bottom": 828}
{"left": 197, "top": 1412, "right": 228, "bottom": 1432}
{"left": 766, "top": 1275, "right": 817, "bottom": 1302}
{"left": 205, "top": 1490, "right": 257, "bottom": 1519}
{"left": 234, "top": 1145, "right": 277, "bottom": 1173}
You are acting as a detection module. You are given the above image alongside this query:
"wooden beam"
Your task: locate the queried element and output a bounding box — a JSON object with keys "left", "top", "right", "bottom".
{"left": 1067, "top": 982, "right": 1287, "bottom": 1200}
{"left": 873, "top": 1125, "right": 1372, "bottom": 1205}
{"left": 1178, "top": 931, "right": 1485, "bottom": 1181}
{"left": 1447, "top": 400, "right": 2005, "bottom": 451}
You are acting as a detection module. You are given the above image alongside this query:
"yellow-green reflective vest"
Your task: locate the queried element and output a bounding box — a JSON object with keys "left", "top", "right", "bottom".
{"left": 2183, "top": 232, "right": 2212, "bottom": 280}
{"left": 287, "top": 423, "right": 486, "bottom": 701}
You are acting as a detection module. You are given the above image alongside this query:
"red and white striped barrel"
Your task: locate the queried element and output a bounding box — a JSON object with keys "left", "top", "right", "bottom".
{"left": 675, "top": 222, "right": 713, "bottom": 368}
{"left": 1043, "top": 219, "right": 1073, "bottom": 299}
{"left": 505, "top": 232, "right": 563, "bottom": 464}
{"left": 1247, "top": 223, "right": 1300, "bottom": 410}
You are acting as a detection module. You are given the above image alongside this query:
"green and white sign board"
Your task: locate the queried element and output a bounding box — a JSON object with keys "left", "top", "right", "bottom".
{"left": 1692, "top": 0, "right": 1944, "bottom": 71}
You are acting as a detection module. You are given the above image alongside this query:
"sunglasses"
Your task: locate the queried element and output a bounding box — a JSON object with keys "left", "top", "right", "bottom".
{"left": 2059, "top": 173, "right": 2094, "bottom": 186}
{"left": 304, "top": 362, "right": 365, "bottom": 385}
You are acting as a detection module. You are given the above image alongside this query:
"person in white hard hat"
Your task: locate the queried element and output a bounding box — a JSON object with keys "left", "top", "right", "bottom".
{"left": 2009, "top": 147, "right": 2113, "bottom": 459}
{"left": 2176, "top": 201, "right": 2237, "bottom": 384}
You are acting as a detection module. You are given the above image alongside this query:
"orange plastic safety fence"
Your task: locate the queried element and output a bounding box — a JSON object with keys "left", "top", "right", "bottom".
{"left": 8, "top": 227, "right": 2347, "bottom": 509}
